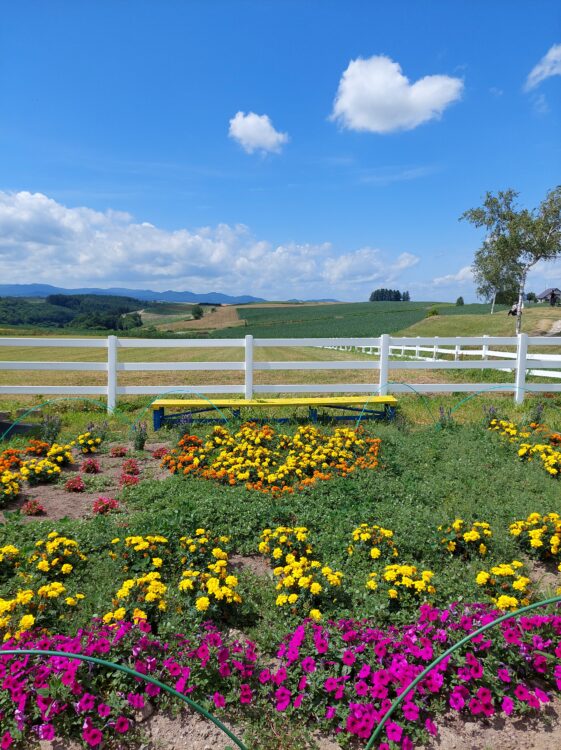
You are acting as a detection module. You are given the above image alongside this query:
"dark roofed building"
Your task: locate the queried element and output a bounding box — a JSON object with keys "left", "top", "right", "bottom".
{"left": 537, "top": 288, "right": 561, "bottom": 305}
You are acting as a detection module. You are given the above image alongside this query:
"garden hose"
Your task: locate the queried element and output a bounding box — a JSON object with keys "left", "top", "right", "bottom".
{"left": 0, "top": 647, "right": 247, "bottom": 750}
{"left": 365, "top": 594, "right": 561, "bottom": 749}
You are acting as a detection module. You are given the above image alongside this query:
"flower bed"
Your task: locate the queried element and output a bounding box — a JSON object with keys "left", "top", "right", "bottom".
{"left": 161, "top": 423, "right": 381, "bottom": 493}
{"left": 1, "top": 602, "right": 560, "bottom": 749}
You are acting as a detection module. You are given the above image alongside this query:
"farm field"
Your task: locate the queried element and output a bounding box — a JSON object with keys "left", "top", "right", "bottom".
{"left": 212, "top": 301, "right": 502, "bottom": 339}
{"left": 1, "top": 403, "right": 561, "bottom": 749}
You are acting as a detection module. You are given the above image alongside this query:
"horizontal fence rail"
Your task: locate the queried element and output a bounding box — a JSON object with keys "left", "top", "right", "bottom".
{"left": 1, "top": 333, "right": 561, "bottom": 411}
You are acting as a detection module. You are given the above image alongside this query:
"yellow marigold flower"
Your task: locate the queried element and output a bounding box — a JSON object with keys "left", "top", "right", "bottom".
{"left": 388, "top": 589, "right": 398, "bottom": 599}
{"left": 310, "top": 582, "right": 322, "bottom": 595}
{"left": 113, "top": 607, "right": 126, "bottom": 620}
{"left": 309, "top": 608, "right": 322, "bottom": 621}
{"left": 61, "top": 564, "right": 73, "bottom": 575}
{"left": 18, "top": 614, "right": 35, "bottom": 631}
{"left": 195, "top": 596, "right": 210, "bottom": 612}
{"left": 476, "top": 571, "right": 490, "bottom": 585}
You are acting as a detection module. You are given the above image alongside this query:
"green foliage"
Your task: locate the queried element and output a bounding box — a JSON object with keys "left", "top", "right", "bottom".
{"left": 0, "top": 293, "right": 144, "bottom": 330}
{"left": 426, "top": 307, "right": 439, "bottom": 317}
{"left": 455, "top": 296, "right": 464, "bottom": 306}
{"left": 191, "top": 304, "right": 204, "bottom": 320}
{"left": 369, "top": 288, "right": 404, "bottom": 301}
{"left": 40, "top": 414, "right": 62, "bottom": 443}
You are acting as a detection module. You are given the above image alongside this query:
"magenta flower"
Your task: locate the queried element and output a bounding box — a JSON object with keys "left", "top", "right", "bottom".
{"left": 385, "top": 722, "right": 403, "bottom": 743}
{"left": 127, "top": 692, "right": 145, "bottom": 710}
{"left": 38, "top": 725, "right": 55, "bottom": 741}
{"left": 82, "top": 727, "right": 103, "bottom": 747}
{"left": 94, "top": 702, "right": 109, "bottom": 718}
{"left": 213, "top": 692, "right": 226, "bottom": 709}
{"left": 114, "top": 717, "right": 130, "bottom": 734}
{"left": 301, "top": 656, "right": 316, "bottom": 673}
{"left": 402, "top": 702, "right": 419, "bottom": 721}
{"left": 502, "top": 696, "right": 514, "bottom": 715}
{"left": 275, "top": 686, "right": 291, "bottom": 712}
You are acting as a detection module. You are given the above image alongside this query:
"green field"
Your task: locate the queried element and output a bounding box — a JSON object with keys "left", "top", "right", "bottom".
{"left": 211, "top": 301, "right": 501, "bottom": 339}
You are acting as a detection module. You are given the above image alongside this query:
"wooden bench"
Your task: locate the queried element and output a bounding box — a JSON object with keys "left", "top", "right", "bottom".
{"left": 151, "top": 395, "right": 397, "bottom": 429}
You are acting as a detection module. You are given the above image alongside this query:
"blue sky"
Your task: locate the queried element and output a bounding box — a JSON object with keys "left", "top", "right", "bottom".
{"left": 1, "top": 0, "right": 560, "bottom": 301}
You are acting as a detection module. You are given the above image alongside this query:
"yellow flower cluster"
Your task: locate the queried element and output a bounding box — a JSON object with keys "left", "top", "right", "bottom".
{"left": 489, "top": 418, "right": 561, "bottom": 477}
{"left": 76, "top": 431, "right": 102, "bottom": 454}
{"left": 260, "top": 527, "right": 342, "bottom": 620}
{"left": 178, "top": 529, "right": 241, "bottom": 613}
{"left": 163, "top": 423, "right": 381, "bottom": 493}
{"left": 0, "top": 583, "right": 84, "bottom": 641}
{"left": 475, "top": 560, "right": 531, "bottom": 610}
{"left": 348, "top": 523, "right": 398, "bottom": 560}
{"left": 109, "top": 535, "right": 171, "bottom": 573}
{"left": 510, "top": 512, "right": 561, "bottom": 560}
{"left": 273, "top": 553, "right": 343, "bottom": 620}
{"left": 29, "top": 531, "right": 87, "bottom": 579}
{"left": 0, "top": 469, "right": 20, "bottom": 498}
{"left": 438, "top": 519, "right": 492, "bottom": 557}
{"left": 369, "top": 563, "right": 435, "bottom": 601}
{"left": 46, "top": 443, "right": 74, "bottom": 466}
{"left": 19, "top": 458, "right": 61, "bottom": 485}
{"left": 106, "top": 570, "right": 168, "bottom": 622}
{"left": 517, "top": 442, "right": 561, "bottom": 476}
{"left": 258, "top": 526, "right": 313, "bottom": 559}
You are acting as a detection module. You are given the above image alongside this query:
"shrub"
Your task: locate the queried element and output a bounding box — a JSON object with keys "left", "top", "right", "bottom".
{"left": 110, "top": 445, "right": 128, "bottom": 457}
{"left": 131, "top": 421, "right": 148, "bottom": 451}
{"left": 21, "top": 499, "right": 46, "bottom": 516}
{"left": 92, "top": 496, "right": 119, "bottom": 515}
{"left": 81, "top": 457, "right": 101, "bottom": 474}
{"left": 40, "top": 414, "right": 62, "bottom": 443}
{"left": 426, "top": 306, "right": 439, "bottom": 317}
{"left": 151, "top": 447, "right": 168, "bottom": 459}
{"left": 64, "top": 476, "right": 86, "bottom": 493}
{"left": 122, "top": 458, "right": 140, "bottom": 476}
{"left": 120, "top": 473, "right": 140, "bottom": 487}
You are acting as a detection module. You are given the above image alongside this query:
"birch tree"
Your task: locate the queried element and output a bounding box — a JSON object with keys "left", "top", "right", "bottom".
{"left": 461, "top": 187, "right": 561, "bottom": 333}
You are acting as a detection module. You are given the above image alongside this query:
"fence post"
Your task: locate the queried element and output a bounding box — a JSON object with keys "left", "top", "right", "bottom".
{"left": 455, "top": 340, "right": 460, "bottom": 361}
{"left": 379, "top": 334, "right": 389, "bottom": 395}
{"left": 482, "top": 335, "right": 489, "bottom": 360}
{"left": 515, "top": 333, "right": 528, "bottom": 404}
{"left": 244, "top": 335, "right": 254, "bottom": 399}
{"left": 107, "top": 335, "right": 117, "bottom": 414}
{"left": 415, "top": 337, "right": 420, "bottom": 358}
{"left": 433, "top": 336, "right": 438, "bottom": 360}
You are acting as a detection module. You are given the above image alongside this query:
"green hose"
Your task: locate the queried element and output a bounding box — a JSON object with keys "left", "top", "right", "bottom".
{"left": 0, "top": 647, "right": 247, "bottom": 750}
{"left": 365, "top": 594, "right": 561, "bottom": 749}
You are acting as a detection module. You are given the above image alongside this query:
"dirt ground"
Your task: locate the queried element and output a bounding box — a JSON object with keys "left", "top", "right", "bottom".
{"left": 0, "top": 441, "right": 171, "bottom": 523}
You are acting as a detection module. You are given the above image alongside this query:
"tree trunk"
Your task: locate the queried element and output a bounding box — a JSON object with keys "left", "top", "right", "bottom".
{"left": 490, "top": 291, "right": 496, "bottom": 315}
{"left": 515, "top": 270, "right": 527, "bottom": 335}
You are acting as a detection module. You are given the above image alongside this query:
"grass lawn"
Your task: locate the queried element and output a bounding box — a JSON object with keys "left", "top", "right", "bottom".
{"left": 2, "top": 403, "right": 561, "bottom": 748}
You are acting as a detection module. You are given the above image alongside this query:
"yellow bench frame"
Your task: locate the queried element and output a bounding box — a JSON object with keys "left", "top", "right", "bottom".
{"left": 151, "top": 395, "right": 397, "bottom": 429}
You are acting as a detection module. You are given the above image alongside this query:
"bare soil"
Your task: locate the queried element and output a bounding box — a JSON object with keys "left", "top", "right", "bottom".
{"left": 426, "top": 696, "right": 561, "bottom": 750}
{"left": 0, "top": 441, "right": 172, "bottom": 523}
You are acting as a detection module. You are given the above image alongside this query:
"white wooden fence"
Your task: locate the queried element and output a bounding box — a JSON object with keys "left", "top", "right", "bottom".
{"left": 1, "top": 334, "right": 561, "bottom": 411}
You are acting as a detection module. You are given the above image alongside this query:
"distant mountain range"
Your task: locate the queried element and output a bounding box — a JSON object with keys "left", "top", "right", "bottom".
{"left": 0, "top": 284, "right": 265, "bottom": 305}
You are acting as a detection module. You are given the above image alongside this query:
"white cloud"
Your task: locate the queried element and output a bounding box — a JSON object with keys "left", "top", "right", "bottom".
{"left": 228, "top": 111, "right": 289, "bottom": 154}
{"left": 322, "top": 248, "right": 419, "bottom": 284}
{"left": 432, "top": 265, "right": 473, "bottom": 287}
{"left": 524, "top": 43, "right": 561, "bottom": 91}
{"left": 0, "top": 190, "right": 417, "bottom": 300}
{"left": 330, "top": 55, "right": 463, "bottom": 134}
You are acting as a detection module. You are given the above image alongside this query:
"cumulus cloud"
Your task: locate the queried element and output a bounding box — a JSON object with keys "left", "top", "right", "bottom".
{"left": 228, "top": 111, "right": 289, "bottom": 154}
{"left": 0, "top": 190, "right": 417, "bottom": 299}
{"left": 330, "top": 55, "right": 463, "bottom": 134}
{"left": 432, "top": 265, "right": 473, "bottom": 287}
{"left": 323, "top": 248, "right": 419, "bottom": 284}
{"left": 524, "top": 43, "right": 561, "bottom": 91}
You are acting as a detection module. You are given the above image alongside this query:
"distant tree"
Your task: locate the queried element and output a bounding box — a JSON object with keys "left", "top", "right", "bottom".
{"left": 369, "top": 288, "right": 404, "bottom": 302}
{"left": 191, "top": 304, "right": 204, "bottom": 320}
{"left": 402, "top": 291, "right": 410, "bottom": 302}
{"left": 526, "top": 291, "right": 537, "bottom": 303}
{"left": 462, "top": 187, "right": 561, "bottom": 333}
{"left": 456, "top": 296, "right": 465, "bottom": 306}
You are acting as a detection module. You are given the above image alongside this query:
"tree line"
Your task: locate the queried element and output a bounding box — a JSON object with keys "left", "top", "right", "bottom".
{"left": 369, "top": 289, "right": 410, "bottom": 302}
